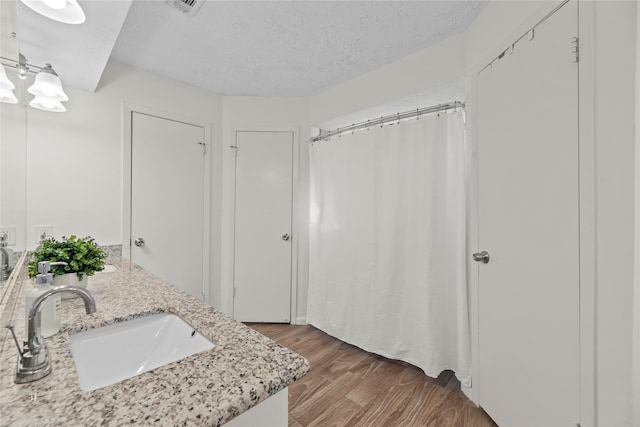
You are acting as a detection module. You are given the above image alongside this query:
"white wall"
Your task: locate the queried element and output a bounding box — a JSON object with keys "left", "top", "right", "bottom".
{"left": 1, "top": 95, "right": 27, "bottom": 251}
{"left": 590, "top": 2, "right": 636, "bottom": 424}
{"left": 17, "top": 61, "right": 224, "bottom": 305}
{"left": 24, "top": 61, "right": 222, "bottom": 246}
{"left": 308, "top": 33, "right": 466, "bottom": 126}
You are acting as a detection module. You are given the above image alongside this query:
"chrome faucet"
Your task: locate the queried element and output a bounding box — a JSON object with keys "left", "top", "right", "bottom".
{"left": 7, "top": 284, "right": 96, "bottom": 384}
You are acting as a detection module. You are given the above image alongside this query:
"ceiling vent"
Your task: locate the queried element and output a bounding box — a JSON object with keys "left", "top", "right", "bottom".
{"left": 164, "top": 0, "right": 203, "bottom": 18}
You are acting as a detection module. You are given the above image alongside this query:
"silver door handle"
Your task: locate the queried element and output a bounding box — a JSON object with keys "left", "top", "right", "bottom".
{"left": 473, "top": 251, "right": 490, "bottom": 264}
{"left": 282, "top": 234, "right": 290, "bottom": 241}
{"left": 134, "top": 237, "right": 145, "bottom": 247}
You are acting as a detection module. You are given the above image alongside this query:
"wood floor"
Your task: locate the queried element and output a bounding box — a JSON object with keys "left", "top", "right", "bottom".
{"left": 246, "top": 323, "right": 497, "bottom": 427}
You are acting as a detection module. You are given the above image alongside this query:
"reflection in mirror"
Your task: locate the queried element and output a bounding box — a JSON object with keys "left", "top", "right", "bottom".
{"left": 1, "top": 0, "right": 27, "bottom": 285}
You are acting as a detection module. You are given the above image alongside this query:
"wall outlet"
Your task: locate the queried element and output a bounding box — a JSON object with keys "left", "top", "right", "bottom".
{"left": 35, "top": 225, "right": 53, "bottom": 243}
{"left": 0, "top": 226, "right": 16, "bottom": 246}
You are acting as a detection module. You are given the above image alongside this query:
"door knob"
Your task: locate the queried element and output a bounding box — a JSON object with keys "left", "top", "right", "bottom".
{"left": 473, "top": 251, "right": 490, "bottom": 264}
{"left": 281, "top": 233, "right": 290, "bottom": 241}
{"left": 134, "top": 237, "right": 145, "bottom": 247}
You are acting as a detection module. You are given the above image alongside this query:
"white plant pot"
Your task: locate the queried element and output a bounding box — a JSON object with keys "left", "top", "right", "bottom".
{"left": 52, "top": 273, "right": 89, "bottom": 300}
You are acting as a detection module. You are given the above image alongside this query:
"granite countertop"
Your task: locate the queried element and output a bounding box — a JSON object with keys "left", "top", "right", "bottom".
{"left": 0, "top": 261, "right": 309, "bottom": 426}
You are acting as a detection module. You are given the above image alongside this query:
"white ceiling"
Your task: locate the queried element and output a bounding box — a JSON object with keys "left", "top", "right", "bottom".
{"left": 16, "top": 0, "right": 132, "bottom": 92}
{"left": 15, "top": 0, "right": 487, "bottom": 97}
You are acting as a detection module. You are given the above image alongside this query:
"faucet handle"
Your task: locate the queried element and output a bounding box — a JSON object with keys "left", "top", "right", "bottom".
{"left": 35, "top": 261, "right": 68, "bottom": 284}
{"left": 5, "top": 325, "right": 24, "bottom": 359}
{"left": 37, "top": 261, "right": 68, "bottom": 275}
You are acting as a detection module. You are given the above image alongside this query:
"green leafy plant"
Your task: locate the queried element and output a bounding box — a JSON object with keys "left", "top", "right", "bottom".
{"left": 27, "top": 235, "right": 107, "bottom": 280}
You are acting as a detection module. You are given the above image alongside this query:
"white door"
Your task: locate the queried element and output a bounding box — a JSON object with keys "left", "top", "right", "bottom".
{"left": 476, "top": 2, "right": 579, "bottom": 426}
{"left": 233, "top": 131, "right": 293, "bottom": 322}
{"left": 131, "top": 112, "right": 206, "bottom": 301}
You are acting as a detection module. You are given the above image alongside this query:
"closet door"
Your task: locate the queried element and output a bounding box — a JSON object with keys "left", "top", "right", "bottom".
{"left": 476, "top": 2, "right": 579, "bottom": 426}
{"left": 232, "top": 131, "right": 293, "bottom": 322}
{"left": 131, "top": 112, "right": 206, "bottom": 301}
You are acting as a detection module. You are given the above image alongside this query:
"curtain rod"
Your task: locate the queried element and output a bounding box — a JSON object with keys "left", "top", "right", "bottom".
{"left": 310, "top": 101, "right": 465, "bottom": 143}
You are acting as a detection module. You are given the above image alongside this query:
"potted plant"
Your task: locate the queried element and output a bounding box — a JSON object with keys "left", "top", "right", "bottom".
{"left": 28, "top": 235, "right": 107, "bottom": 294}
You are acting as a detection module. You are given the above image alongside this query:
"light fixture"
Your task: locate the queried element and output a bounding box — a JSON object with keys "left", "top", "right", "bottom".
{"left": 19, "top": 0, "right": 85, "bottom": 24}
{"left": 29, "top": 95, "right": 66, "bottom": 112}
{"left": 0, "top": 54, "right": 69, "bottom": 112}
{"left": 17, "top": 54, "right": 28, "bottom": 80}
{"left": 27, "top": 64, "right": 68, "bottom": 101}
{"left": 0, "top": 64, "right": 18, "bottom": 104}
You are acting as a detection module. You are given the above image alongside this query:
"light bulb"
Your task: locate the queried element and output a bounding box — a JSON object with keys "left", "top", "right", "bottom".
{"left": 0, "top": 86, "right": 18, "bottom": 104}
{"left": 41, "top": 82, "right": 56, "bottom": 97}
{"left": 0, "top": 65, "right": 17, "bottom": 103}
{"left": 27, "top": 67, "right": 69, "bottom": 101}
{"left": 42, "top": 97, "right": 56, "bottom": 108}
{"left": 30, "top": 95, "right": 66, "bottom": 112}
{"left": 42, "top": 0, "right": 66, "bottom": 10}
{"left": 20, "top": 0, "right": 85, "bottom": 24}
{"left": 0, "top": 64, "right": 15, "bottom": 90}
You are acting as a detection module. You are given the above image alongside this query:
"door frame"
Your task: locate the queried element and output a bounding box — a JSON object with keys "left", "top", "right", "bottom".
{"left": 221, "top": 126, "right": 300, "bottom": 323}
{"left": 122, "top": 102, "right": 212, "bottom": 304}
{"left": 466, "top": 1, "right": 596, "bottom": 424}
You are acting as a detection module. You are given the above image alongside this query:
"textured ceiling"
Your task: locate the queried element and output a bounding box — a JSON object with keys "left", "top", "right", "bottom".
{"left": 111, "top": 0, "right": 487, "bottom": 97}
{"left": 1, "top": 1, "right": 19, "bottom": 60}
{"left": 14, "top": 0, "right": 487, "bottom": 97}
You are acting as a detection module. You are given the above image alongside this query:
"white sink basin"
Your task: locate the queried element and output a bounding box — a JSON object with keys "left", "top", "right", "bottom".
{"left": 69, "top": 312, "right": 214, "bottom": 391}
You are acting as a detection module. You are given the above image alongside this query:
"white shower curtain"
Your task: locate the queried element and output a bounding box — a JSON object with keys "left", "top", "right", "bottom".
{"left": 307, "top": 110, "right": 470, "bottom": 386}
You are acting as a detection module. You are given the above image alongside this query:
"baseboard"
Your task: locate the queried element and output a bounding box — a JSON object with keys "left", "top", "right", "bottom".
{"left": 461, "top": 383, "right": 473, "bottom": 401}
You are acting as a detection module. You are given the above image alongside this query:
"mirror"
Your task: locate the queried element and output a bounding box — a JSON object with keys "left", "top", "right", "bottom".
{"left": 1, "top": 1, "right": 124, "bottom": 291}
{"left": 0, "top": 0, "right": 26, "bottom": 285}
